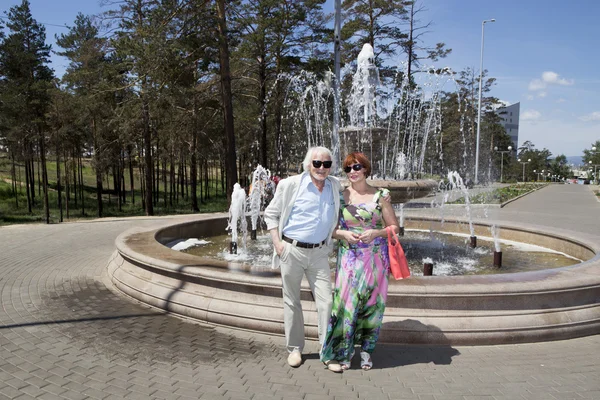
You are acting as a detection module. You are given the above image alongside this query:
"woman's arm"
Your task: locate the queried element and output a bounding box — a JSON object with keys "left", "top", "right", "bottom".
{"left": 380, "top": 199, "right": 400, "bottom": 235}
{"left": 332, "top": 188, "right": 360, "bottom": 244}
{"left": 333, "top": 226, "right": 360, "bottom": 244}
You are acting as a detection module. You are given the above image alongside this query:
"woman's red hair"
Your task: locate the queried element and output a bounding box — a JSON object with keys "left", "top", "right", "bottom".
{"left": 343, "top": 152, "right": 371, "bottom": 177}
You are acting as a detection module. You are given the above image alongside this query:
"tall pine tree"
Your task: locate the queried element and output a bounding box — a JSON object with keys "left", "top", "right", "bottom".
{"left": 0, "top": 0, "right": 54, "bottom": 221}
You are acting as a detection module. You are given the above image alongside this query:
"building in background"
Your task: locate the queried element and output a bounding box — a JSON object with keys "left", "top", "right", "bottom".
{"left": 495, "top": 102, "right": 520, "bottom": 149}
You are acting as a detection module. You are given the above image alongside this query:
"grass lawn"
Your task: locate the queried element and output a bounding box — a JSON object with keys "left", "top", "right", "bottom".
{"left": 451, "top": 183, "right": 548, "bottom": 205}
{"left": 0, "top": 153, "right": 229, "bottom": 226}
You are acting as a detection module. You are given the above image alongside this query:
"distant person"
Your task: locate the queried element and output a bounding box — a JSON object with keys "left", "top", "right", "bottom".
{"left": 264, "top": 146, "right": 343, "bottom": 372}
{"left": 320, "top": 151, "right": 399, "bottom": 371}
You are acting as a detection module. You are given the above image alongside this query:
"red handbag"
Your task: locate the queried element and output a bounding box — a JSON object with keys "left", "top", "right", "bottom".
{"left": 386, "top": 226, "right": 410, "bottom": 280}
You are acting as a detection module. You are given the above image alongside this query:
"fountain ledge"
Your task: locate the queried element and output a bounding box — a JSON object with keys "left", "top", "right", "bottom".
{"left": 106, "top": 213, "right": 600, "bottom": 345}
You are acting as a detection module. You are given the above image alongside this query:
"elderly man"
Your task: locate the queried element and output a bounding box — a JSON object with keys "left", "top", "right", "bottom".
{"left": 264, "top": 146, "right": 343, "bottom": 372}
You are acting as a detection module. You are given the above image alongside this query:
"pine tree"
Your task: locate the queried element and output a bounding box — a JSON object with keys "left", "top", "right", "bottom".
{"left": 56, "top": 13, "right": 111, "bottom": 218}
{"left": 341, "top": 0, "right": 409, "bottom": 78}
{"left": 0, "top": 0, "right": 54, "bottom": 221}
{"left": 402, "top": 0, "right": 451, "bottom": 86}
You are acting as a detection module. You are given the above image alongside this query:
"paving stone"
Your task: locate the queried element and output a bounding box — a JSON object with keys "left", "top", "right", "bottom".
{"left": 0, "top": 200, "right": 598, "bottom": 399}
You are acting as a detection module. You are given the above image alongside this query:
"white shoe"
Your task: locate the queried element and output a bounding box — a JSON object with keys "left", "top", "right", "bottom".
{"left": 287, "top": 349, "right": 302, "bottom": 367}
{"left": 323, "top": 360, "right": 343, "bottom": 373}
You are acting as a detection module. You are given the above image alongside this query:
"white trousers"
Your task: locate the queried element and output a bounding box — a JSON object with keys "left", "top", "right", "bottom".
{"left": 279, "top": 242, "right": 332, "bottom": 353}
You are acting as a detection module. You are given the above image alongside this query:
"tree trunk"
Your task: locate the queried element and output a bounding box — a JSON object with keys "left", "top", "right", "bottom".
{"left": 216, "top": 0, "right": 238, "bottom": 200}
{"left": 128, "top": 146, "right": 135, "bottom": 205}
{"left": 37, "top": 132, "right": 49, "bottom": 224}
{"left": 142, "top": 95, "right": 153, "bottom": 216}
{"left": 93, "top": 118, "right": 103, "bottom": 218}
{"left": 259, "top": 56, "right": 268, "bottom": 168}
{"left": 28, "top": 143, "right": 35, "bottom": 206}
{"left": 79, "top": 154, "right": 85, "bottom": 216}
{"left": 25, "top": 152, "right": 32, "bottom": 213}
{"left": 191, "top": 87, "right": 199, "bottom": 211}
{"left": 72, "top": 149, "right": 78, "bottom": 208}
{"left": 162, "top": 156, "right": 167, "bottom": 208}
{"left": 154, "top": 133, "right": 160, "bottom": 206}
{"left": 64, "top": 150, "right": 70, "bottom": 219}
{"left": 169, "top": 155, "right": 174, "bottom": 206}
{"left": 10, "top": 151, "right": 18, "bottom": 208}
{"left": 56, "top": 139, "right": 63, "bottom": 223}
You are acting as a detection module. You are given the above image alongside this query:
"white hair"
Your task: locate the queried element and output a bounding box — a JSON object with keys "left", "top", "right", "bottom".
{"left": 302, "top": 146, "right": 334, "bottom": 172}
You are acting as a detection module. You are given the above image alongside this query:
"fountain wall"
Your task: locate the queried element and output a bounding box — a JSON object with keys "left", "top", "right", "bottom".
{"left": 107, "top": 213, "right": 600, "bottom": 345}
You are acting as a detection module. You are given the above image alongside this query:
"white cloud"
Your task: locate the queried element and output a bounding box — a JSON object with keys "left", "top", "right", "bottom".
{"left": 556, "top": 98, "right": 566, "bottom": 103}
{"left": 537, "top": 91, "right": 547, "bottom": 98}
{"left": 521, "top": 110, "right": 542, "bottom": 121}
{"left": 526, "top": 94, "right": 534, "bottom": 101}
{"left": 579, "top": 111, "right": 600, "bottom": 122}
{"left": 541, "top": 71, "right": 573, "bottom": 86}
{"left": 528, "top": 71, "right": 574, "bottom": 91}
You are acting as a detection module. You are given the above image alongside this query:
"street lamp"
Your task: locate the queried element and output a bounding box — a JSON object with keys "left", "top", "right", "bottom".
{"left": 590, "top": 146, "right": 599, "bottom": 185}
{"left": 494, "top": 145, "right": 511, "bottom": 182}
{"left": 518, "top": 158, "right": 531, "bottom": 182}
{"left": 589, "top": 160, "right": 600, "bottom": 185}
{"left": 474, "top": 18, "right": 496, "bottom": 184}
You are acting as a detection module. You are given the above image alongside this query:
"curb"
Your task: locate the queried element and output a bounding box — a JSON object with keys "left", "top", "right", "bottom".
{"left": 500, "top": 183, "right": 549, "bottom": 208}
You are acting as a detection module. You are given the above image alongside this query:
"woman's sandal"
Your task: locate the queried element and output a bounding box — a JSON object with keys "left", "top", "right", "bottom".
{"left": 360, "top": 351, "right": 373, "bottom": 371}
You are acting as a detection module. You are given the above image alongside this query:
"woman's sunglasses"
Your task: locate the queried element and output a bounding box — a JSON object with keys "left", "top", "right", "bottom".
{"left": 344, "top": 164, "right": 363, "bottom": 173}
{"left": 312, "top": 160, "right": 332, "bottom": 169}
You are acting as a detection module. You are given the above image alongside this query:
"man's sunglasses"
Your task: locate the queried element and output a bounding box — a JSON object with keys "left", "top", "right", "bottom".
{"left": 344, "top": 164, "right": 363, "bottom": 173}
{"left": 312, "top": 160, "right": 332, "bottom": 169}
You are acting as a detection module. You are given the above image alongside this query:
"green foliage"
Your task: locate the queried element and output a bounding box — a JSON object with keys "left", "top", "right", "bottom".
{"left": 452, "top": 183, "right": 547, "bottom": 205}
{"left": 0, "top": 156, "right": 228, "bottom": 226}
{"left": 0, "top": 0, "right": 523, "bottom": 225}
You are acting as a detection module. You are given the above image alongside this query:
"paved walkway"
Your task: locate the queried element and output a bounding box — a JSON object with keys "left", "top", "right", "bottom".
{"left": 0, "top": 185, "right": 599, "bottom": 400}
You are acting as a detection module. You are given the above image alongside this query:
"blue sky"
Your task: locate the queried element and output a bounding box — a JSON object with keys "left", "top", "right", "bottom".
{"left": 2, "top": 0, "right": 599, "bottom": 157}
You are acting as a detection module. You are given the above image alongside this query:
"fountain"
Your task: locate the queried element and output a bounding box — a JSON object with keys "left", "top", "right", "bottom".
{"left": 491, "top": 224, "right": 503, "bottom": 268}
{"left": 226, "top": 183, "right": 247, "bottom": 254}
{"left": 106, "top": 44, "right": 600, "bottom": 345}
{"left": 247, "top": 165, "right": 272, "bottom": 240}
{"left": 278, "top": 43, "right": 441, "bottom": 203}
{"left": 107, "top": 213, "right": 600, "bottom": 345}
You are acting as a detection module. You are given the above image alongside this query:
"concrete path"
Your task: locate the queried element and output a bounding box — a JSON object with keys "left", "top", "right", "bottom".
{"left": 0, "top": 185, "right": 599, "bottom": 400}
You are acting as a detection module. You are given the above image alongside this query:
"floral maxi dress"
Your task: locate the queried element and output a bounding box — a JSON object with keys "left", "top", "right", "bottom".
{"left": 320, "top": 189, "right": 390, "bottom": 363}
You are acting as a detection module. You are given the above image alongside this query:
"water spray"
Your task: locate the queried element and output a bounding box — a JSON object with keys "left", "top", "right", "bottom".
{"left": 227, "top": 183, "right": 247, "bottom": 254}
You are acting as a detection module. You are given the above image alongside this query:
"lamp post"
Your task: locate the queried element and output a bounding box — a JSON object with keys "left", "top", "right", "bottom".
{"left": 590, "top": 146, "right": 599, "bottom": 185}
{"left": 494, "top": 145, "right": 511, "bottom": 183}
{"left": 474, "top": 18, "right": 496, "bottom": 184}
{"left": 589, "top": 160, "right": 600, "bottom": 185}
{"left": 518, "top": 158, "right": 531, "bottom": 182}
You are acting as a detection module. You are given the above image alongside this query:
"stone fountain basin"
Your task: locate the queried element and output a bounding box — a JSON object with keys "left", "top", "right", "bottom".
{"left": 106, "top": 214, "right": 600, "bottom": 345}
{"left": 339, "top": 178, "right": 438, "bottom": 204}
